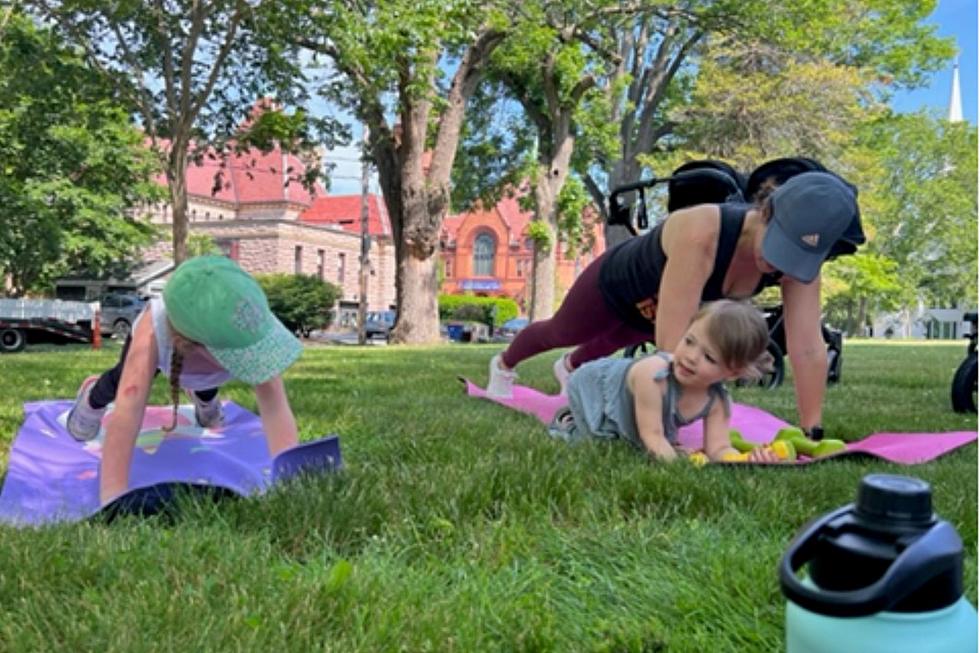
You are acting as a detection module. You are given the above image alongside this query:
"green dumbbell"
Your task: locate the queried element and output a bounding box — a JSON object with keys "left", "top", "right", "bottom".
{"left": 773, "top": 427, "right": 817, "bottom": 456}
{"left": 728, "top": 429, "right": 758, "bottom": 453}
{"left": 774, "top": 426, "right": 846, "bottom": 458}
{"left": 812, "top": 439, "right": 847, "bottom": 458}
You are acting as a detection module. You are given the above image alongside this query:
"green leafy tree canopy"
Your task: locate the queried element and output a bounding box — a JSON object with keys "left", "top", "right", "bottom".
{"left": 0, "top": 13, "right": 163, "bottom": 296}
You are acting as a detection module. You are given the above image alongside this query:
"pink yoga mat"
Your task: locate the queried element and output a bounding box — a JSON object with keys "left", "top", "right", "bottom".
{"left": 463, "top": 380, "right": 977, "bottom": 465}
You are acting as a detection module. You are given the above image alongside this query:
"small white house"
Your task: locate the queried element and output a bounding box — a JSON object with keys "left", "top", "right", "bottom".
{"left": 872, "top": 304, "right": 975, "bottom": 339}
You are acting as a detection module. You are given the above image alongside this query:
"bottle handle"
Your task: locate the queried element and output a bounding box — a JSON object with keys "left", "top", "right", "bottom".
{"left": 780, "top": 514, "right": 962, "bottom": 617}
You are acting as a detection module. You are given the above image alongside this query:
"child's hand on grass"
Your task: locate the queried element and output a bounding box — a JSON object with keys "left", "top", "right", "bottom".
{"left": 646, "top": 442, "right": 679, "bottom": 462}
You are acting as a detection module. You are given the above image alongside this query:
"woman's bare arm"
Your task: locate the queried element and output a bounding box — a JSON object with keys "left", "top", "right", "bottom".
{"left": 654, "top": 205, "right": 720, "bottom": 353}
{"left": 781, "top": 274, "right": 826, "bottom": 430}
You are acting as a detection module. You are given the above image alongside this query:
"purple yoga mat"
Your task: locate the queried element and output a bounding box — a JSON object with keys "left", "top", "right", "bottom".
{"left": 464, "top": 379, "right": 977, "bottom": 465}
{"left": 0, "top": 400, "right": 342, "bottom": 526}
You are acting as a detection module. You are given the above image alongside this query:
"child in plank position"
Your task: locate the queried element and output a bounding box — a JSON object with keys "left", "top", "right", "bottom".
{"left": 549, "top": 299, "right": 780, "bottom": 463}
{"left": 67, "top": 256, "right": 303, "bottom": 503}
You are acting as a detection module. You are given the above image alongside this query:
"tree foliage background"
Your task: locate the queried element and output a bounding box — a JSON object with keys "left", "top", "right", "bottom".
{"left": 2, "top": 1, "right": 974, "bottom": 334}
{"left": 0, "top": 13, "right": 163, "bottom": 296}
{"left": 24, "top": 0, "right": 348, "bottom": 264}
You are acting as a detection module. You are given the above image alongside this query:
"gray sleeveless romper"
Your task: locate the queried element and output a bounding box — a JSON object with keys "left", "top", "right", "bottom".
{"left": 549, "top": 352, "right": 730, "bottom": 450}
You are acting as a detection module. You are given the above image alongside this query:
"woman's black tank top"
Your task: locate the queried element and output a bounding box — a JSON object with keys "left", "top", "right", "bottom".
{"left": 597, "top": 203, "right": 779, "bottom": 332}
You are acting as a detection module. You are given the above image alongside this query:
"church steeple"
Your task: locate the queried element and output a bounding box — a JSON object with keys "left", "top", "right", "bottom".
{"left": 947, "top": 57, "right": 963, "bottom": 123}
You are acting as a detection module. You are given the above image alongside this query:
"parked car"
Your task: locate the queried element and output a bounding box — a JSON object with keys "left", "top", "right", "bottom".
{"left": 446, "top": 321, "right": 490, "bottom": 343}
{"left": 495, "top": 317, "right": 529, "bottom": 342}
{"left": 99, "top": 293, "right": 146, "bottom": 339}
{"left": 364, "top": 310, "right": 397, "bottom": 340}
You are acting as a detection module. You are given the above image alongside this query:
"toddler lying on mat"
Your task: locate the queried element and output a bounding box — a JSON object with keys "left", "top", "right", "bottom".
{"left": 549, "top": 300, "right": 783, "bottom": 463}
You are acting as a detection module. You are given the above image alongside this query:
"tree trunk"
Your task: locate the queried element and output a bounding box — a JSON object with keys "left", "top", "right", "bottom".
{"left": 368, "top": 122, "right": 448, "bottom": 345}
{"left": 391, "top": 246, "right": 441, "bottom": 343}
{"left": 387, "top": 168, "right": 447, "bottom": 344}
{"left": 527, "top": 120, "right": 575, "bottom": 321}
{"left": 856, "top": 296, "right": 868, "bottom": 337}
{"left": 167, "top": 146, "right": 190, "bottom": 264}
{"left": 529, "top": 220, "right": 557, "bottom": 321}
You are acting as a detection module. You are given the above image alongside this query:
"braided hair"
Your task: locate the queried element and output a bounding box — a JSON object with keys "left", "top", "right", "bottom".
{"left": 163, "top": 327, "right": 191, "bottom": 432}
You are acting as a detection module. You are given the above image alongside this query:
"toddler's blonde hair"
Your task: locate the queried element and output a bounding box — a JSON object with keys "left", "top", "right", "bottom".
{"left": 692, "top": 300, "right": 771, "bottom": 379}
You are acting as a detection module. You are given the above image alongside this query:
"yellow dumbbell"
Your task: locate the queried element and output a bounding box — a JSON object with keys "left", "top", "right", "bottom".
{"left": 688, "top": 451, "right": 710, "bottom": 467}
{"left": 720, "top": 439, "right": 797, "bottom": 463}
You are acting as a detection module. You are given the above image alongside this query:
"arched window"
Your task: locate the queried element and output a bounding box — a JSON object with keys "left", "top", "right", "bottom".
{"left": 473, "top": 233, "right": 496, "bottom": 276}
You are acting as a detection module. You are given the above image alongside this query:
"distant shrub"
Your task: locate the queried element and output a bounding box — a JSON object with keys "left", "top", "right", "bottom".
{"left": 438, "top": 294, "right": 519, "bottom": 327}
{"left": 255, "top": 273, "right": 341, "bottom": 336}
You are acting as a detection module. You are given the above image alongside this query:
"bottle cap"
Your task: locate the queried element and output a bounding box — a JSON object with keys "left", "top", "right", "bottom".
{"left": 856, "top": 474, "right": 934, "bottom": 526}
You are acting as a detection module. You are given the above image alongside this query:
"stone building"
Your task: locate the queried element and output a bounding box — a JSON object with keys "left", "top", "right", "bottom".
{"left": 141, "top": 144, "right": 397, "bottom": 326}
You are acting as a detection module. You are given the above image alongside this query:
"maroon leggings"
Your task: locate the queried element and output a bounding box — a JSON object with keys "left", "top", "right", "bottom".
{"left": 501, "top": 254, "right": 653, "bottom": 370}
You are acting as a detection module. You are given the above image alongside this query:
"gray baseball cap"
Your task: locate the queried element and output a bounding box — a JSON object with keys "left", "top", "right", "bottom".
{"left": 762, "top": 171, "right": 859, "bottom": 283}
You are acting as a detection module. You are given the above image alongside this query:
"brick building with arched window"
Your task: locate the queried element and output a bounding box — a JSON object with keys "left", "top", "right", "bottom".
{"left": 439, "top": 195, "right": 605, "bottom": 314}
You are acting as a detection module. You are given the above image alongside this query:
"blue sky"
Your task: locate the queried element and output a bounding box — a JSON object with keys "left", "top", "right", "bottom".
{"left": 890, "top": 0, "right": 977, "bottom": 123}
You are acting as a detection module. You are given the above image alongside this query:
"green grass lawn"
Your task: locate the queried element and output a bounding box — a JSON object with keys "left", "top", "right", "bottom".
{"left": 0, "top": 340, "right": 975, "bottom": 652}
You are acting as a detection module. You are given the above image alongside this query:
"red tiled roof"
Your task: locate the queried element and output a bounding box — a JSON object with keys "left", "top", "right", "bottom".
{"left": 300, "top": 194, "right": 392, "bottom": 237}
{"left": 152, "top": 139, "right": 326, "bottom": 207}
{"left": 441, "top": 213, "right": 465, "bottom": 240}
{"left": 494, "top": 194, "right": 533, "bottom": 236}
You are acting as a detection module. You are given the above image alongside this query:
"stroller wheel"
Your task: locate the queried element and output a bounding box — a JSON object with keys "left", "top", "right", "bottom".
{"left": 623, "top": 341, "right": 652, "bottom": 358}
{"left": 951, "top": 351, "right": 977, "bottom": 413}
{"left": 737, "top": 340, "right": 784, "bottom": 389}
{"left": 822, "top": 325, "right": 843, "bottom": 384}
{"left": 826, "top": 347, "right": 842, "bottom": 383}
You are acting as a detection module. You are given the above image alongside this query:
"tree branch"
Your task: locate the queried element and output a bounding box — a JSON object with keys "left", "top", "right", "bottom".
{"left": 190, "top": 1, "right": 243, "bottom": 122}
{"left": 570, "top": 74, "right": 596, "bottom": 104}
{"left": 541, "top": 52, "right": 559, "bottom": 125}
{"left": 500, "top": 69, "right": 548, "bottom": 134}
{"left": 634, "top": 30, "right": 701, "bottom": 155}
{"left": 627, "top": 18, "right": 649, "bottom": 107}
{"left": 296, "top": 36, "right": 374, "bottom": 97}
{"left": 429, "top": 27, "right": 506, "bottom": 182}
{"left": 583, "top": 171, "right": 609, "bottom": 221}
{"left": 32, "top": 2, "right": 157, "bottom": 138}
{"left": 178, "top": 0, "right": 207, "bottom": 119}
{"left": 152, "top": 0, "right": 179, "bottom": 119}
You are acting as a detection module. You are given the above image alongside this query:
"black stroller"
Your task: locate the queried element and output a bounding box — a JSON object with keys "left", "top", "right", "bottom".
{"left": 607, "top": 157, "right": 854, "bottom": 389}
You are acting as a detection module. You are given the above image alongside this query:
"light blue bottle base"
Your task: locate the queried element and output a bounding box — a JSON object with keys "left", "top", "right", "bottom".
{"left": 786, "top": 597, "right": 979, "bottom": 653}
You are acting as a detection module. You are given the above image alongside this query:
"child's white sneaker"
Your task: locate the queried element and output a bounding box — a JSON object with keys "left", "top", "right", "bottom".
{"left": 553, "top": 353, "right": 572, "bottom": 395}
{"left": 487, "top": 353, "right": 517, "bottom": 398}
{"left": 191, "top": 392, "right": 224, "bottom": 428}
{"left": 66, "top": 375, "right": 105, "bottom": 441}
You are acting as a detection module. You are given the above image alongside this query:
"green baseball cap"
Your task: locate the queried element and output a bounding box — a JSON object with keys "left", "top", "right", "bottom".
{"left": 163, "top": 256, "right": 302, "bottom": 385}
